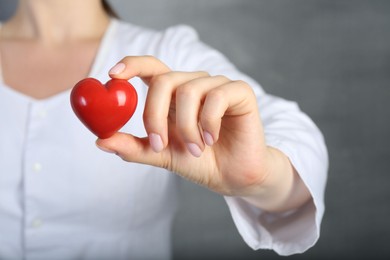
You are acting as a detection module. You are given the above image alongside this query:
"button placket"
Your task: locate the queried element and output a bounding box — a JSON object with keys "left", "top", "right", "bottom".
{"left": 31, "top": 105, "right": 46, "bottom": 174}
{"left": 24, "top": 102, "right": 49, "bottom": 251}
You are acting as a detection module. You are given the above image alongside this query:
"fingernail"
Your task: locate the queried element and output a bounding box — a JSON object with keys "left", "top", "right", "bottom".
{"left": 203, "top": 131, "right": 214, "bottom": 146}
{"left": 149, "top": 133, "right": 164, "bottom": 153}
{"left": 109, "top": 62, "right": 126, "bottom": 75}
{"left": 96, "top": 143, "right": 116, "bottom": 154}
{"left": 186, "top": 143, "right": 202, "bottom": 158}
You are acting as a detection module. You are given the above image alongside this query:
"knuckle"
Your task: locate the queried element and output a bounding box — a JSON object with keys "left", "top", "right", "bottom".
{"left": 143, "top": 112, "right": 163, "bottom": 131}
{"left": 144, "top": 55, "right": 161, "bottom": 65}
{"left": 200, "top": 112, "right": 221, "bottom": 135}
{"left": 208, "top": 88, "right": 225, "bottom": 101}
{"left": 176, "top": 122, "right": 193, "bottom": 136}
{"left": 176, "top": 84, "right": 198, "bottom": 99}
{"left": 213, "top": 75, "right": 229, "bottom": 82}
{"left": 121, "top": 55, "right": 132, "bottom": 61}
{"left": 143, "top": 54, "right": 155, "bottom": 59}
{"left": 200, "top": 112, "right": 215, "bottom": 126}
{"left": 150, "top": 74, "right": 171, "bottom": 87}
{"left": 197, "top": 70, "right": 210, "bottom": 77}
{"left": 143, "top": 111, "right": 159, "bottom": 123}
{"left": 122, "top": 55, "right": 136, "bottom": 64}
{"left": 144, "top": 55, "right": 170, "bottom": 70}
{"left": 235, "top": 80, "right": 253, "bottom": 93}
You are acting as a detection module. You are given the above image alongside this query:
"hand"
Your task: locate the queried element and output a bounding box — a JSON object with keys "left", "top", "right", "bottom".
{"left": 96, "top": 56, "right": 310, "bottom": 212}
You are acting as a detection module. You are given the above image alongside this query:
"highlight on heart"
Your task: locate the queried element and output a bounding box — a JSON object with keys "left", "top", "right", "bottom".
{"left": 70, "top": 78, "right": 138, "bottom": 139}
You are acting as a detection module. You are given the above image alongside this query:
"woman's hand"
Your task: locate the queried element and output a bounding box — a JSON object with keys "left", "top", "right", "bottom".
{"left": 96, "top": 56, "right": 310, "bottom": 212}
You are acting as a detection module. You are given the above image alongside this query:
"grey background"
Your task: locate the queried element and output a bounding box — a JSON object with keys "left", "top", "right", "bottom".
{"left": 1, "top": 0, "right": 389, "bottom": 259}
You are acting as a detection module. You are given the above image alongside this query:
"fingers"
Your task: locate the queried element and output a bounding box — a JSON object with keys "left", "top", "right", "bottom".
{"left": 107, "top": 56, "right": 256, "bottom": 158}
{"left": 143, "top": 71, "right": 210, "bottom": 153}
{"left": 175, "top": 75, "right": 231, "bottom": 154}
{"left": 200, "top": 80, "right": 255, "bottom": 145}
{"left": 109, "top": 56, "right": 171, "bottom": 84}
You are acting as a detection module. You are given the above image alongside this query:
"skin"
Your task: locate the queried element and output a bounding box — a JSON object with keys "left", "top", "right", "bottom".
{"left": 0, "top": 0, "right": 311, "bottom": 212}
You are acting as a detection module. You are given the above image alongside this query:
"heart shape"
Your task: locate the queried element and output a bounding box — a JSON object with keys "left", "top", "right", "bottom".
{"left": 70, "top": 78, "right": 138, "bottom": 139}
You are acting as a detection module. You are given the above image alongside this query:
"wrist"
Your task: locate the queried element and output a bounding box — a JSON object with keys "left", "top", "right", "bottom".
{"left": 241, "top": 146, "right": 311, "bottom": 213}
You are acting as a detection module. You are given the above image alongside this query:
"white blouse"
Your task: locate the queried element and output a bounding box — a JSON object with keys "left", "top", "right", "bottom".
{"left": 0, "top": 19, "right": 328, "bottom": 260}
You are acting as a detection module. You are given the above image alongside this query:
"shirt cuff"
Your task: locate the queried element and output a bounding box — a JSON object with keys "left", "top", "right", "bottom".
{"left": 223, "top": 136, "right": 326, "bottom": 255}
{"left": 224, "top": 195, "right": 319, "bottom": 256}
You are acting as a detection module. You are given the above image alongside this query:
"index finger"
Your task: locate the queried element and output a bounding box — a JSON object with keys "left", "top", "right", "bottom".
{"left": 109, "top": 56, "right": 171, "bottom": 84}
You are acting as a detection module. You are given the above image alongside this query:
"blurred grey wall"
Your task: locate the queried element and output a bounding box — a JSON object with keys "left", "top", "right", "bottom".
{"left": 1, "top": 0, "right": 389, "bottom": 259}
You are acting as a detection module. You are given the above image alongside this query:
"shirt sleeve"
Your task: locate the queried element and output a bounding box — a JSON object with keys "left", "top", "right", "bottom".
{"left": 157, "top": 25, "right": 328, "bottom": 256}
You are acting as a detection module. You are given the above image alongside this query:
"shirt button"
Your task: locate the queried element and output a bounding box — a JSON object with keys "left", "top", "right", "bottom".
{"left": 33, "top": 163, "right": 42, "bottom": 172}
{"left": 31, "top": 218, "right": 43, "bottom": 228}
{"left": 37, "top": 109, "right": 47, "bottom": 119}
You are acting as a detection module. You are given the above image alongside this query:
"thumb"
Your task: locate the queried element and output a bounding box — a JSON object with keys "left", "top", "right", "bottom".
{"left": 96, "top": 132, "right": 170, "bottom": 169}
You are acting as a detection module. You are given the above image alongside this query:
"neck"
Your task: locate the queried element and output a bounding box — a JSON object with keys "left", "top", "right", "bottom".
{"left": 1, "top": 0, "right": 110, "bottom": 44}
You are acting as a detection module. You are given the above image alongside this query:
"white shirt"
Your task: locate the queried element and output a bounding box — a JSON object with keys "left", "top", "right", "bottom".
{"left": 0, "top": 19, "right": 328, "bottom": 260}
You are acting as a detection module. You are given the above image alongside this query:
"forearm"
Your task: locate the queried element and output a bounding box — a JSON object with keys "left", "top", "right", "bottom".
{"left": 242, "top": 146, "right": 311, "bottom": 213}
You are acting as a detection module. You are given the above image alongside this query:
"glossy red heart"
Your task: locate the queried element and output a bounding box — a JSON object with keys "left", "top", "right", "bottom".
{"left": 70, "top": 78, "right": 138, "bottom": 139}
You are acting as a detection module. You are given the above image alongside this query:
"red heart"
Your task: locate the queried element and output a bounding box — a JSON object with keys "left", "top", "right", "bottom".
{"left": 70, "top": 78, "right": 138, "bottom": 139}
